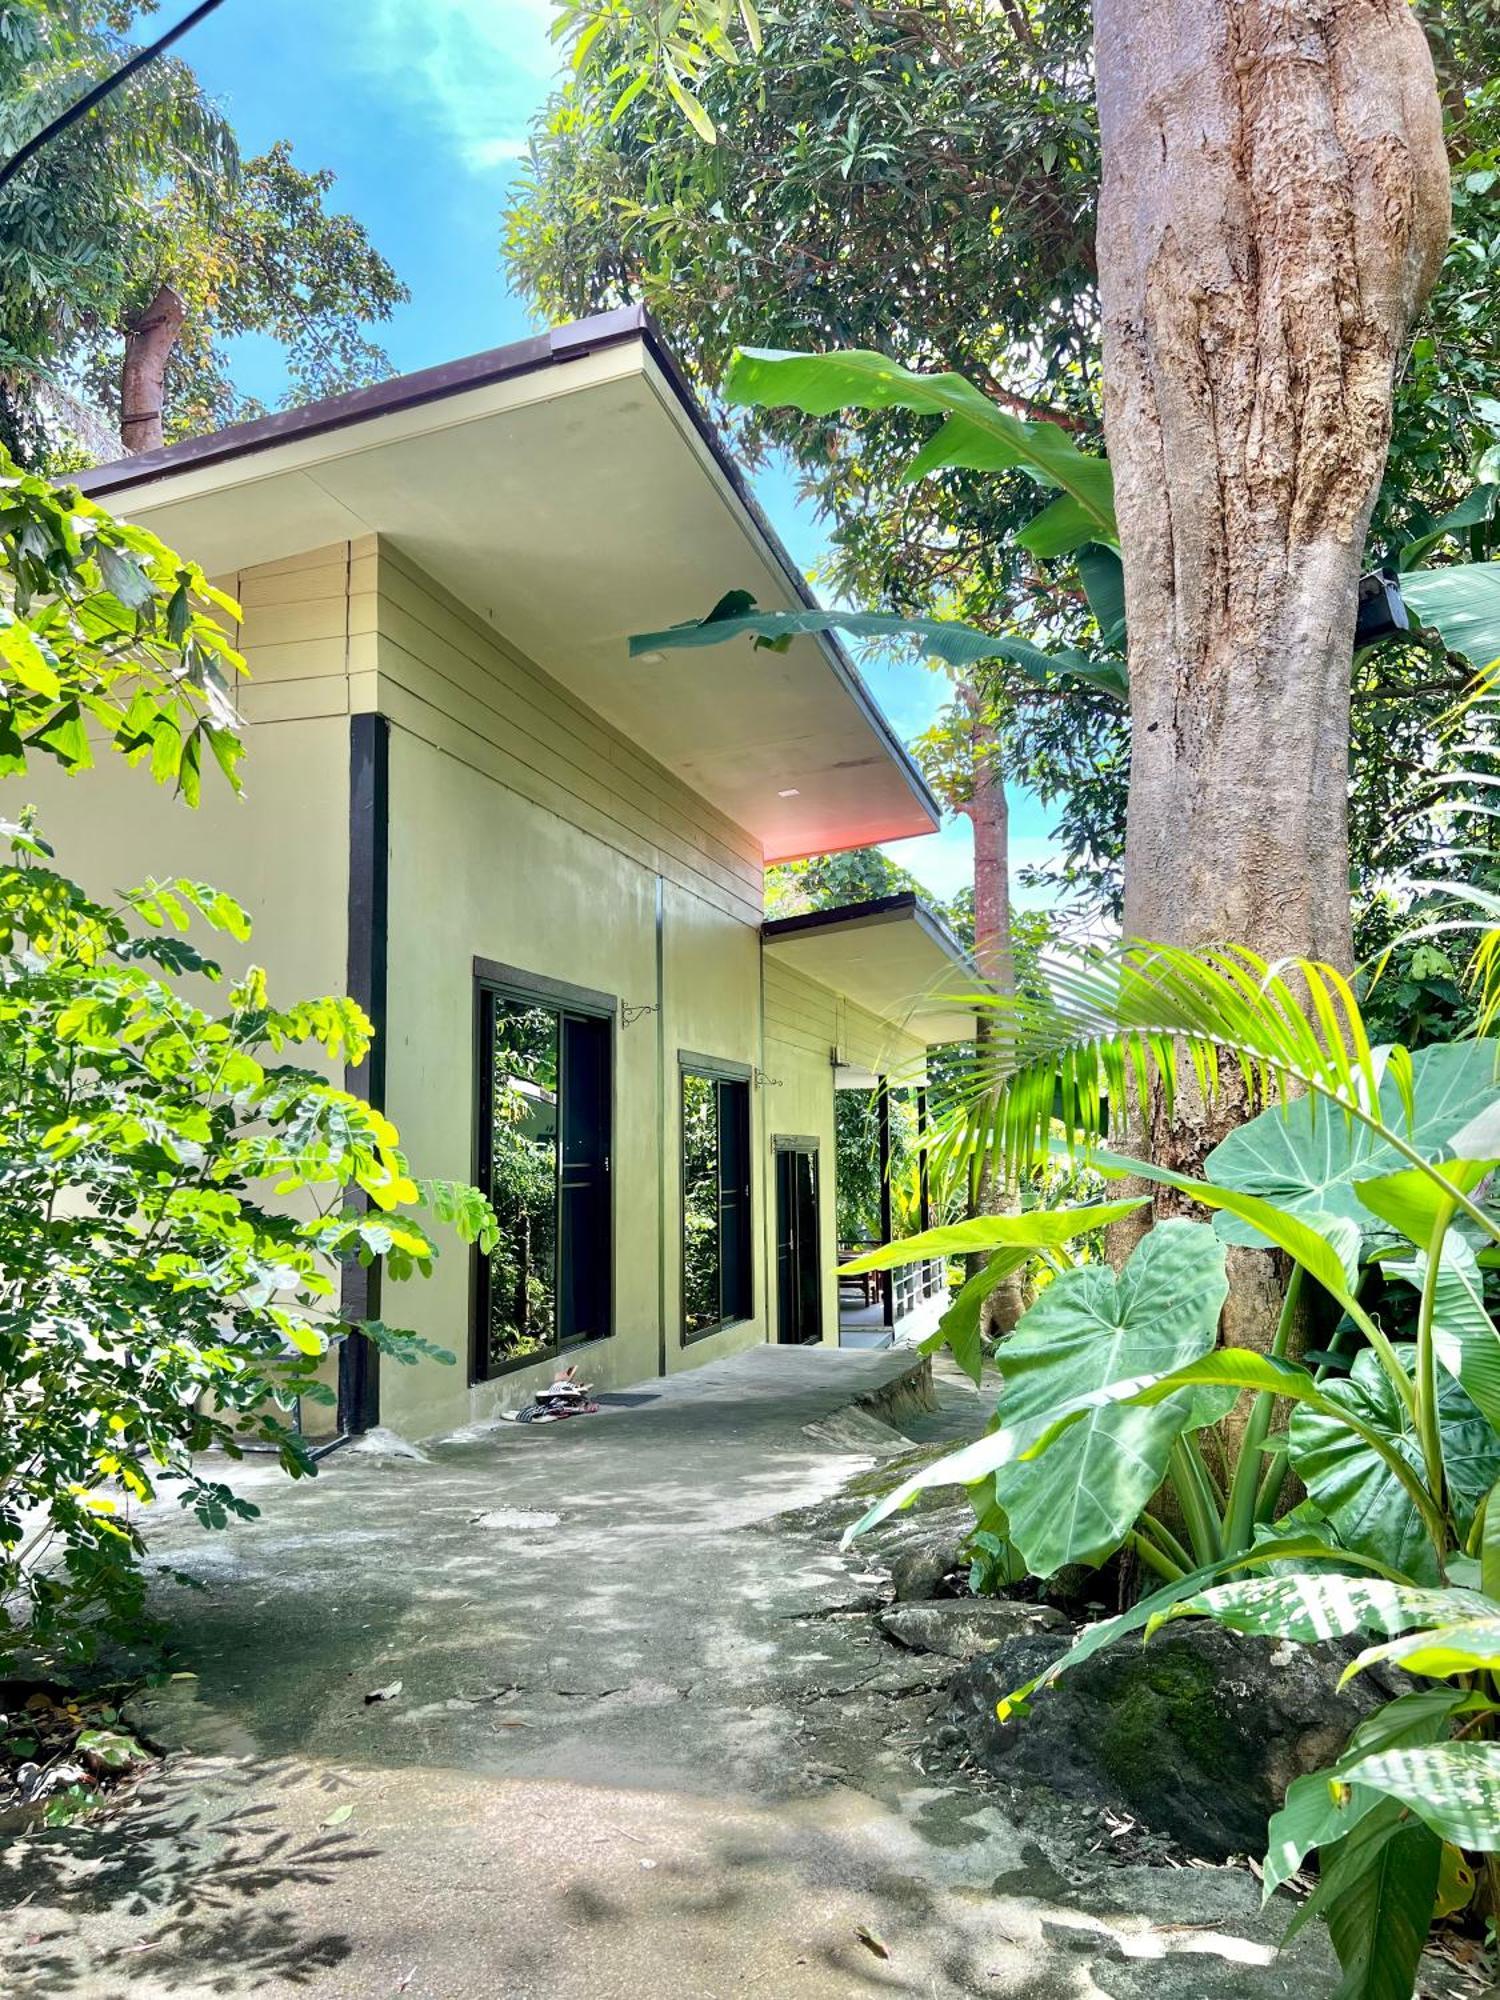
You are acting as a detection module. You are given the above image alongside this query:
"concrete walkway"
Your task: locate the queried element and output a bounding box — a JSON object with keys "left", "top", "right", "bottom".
{"left": 1, "top": 1346, "right": 1335, "bottom": 1999}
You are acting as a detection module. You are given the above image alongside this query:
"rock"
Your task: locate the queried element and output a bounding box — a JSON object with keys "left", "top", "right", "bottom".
{"left": 881, "top": 1598, "right": 1067, "bottom": 1661}
{"left": 938, "top": 1619, "right": 1383, "bottom": 1862}
{"left": 866, "top": 1503, "right": 975, "bottom": 1601}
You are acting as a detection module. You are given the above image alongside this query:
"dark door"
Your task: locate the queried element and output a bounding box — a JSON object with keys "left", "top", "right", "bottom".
{"left": 775, "top": 1143, "right": 822, "bottom": 1345}
{"left": 558, "top": 1010, "right": 611, "bottom": 1344}
{"left": 716, "top": 1077, "right": 753, "bottom": 1323}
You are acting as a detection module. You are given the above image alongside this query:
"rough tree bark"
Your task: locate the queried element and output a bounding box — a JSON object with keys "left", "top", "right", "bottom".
{"left": 1093, "top": 0, "right": 1450, "bottom": 1332}
{"left": 961, "top": 699, "right": 1026, "bottom": 1336}
{"left": 120, "top": 284, "right": 186, "bottom": 455}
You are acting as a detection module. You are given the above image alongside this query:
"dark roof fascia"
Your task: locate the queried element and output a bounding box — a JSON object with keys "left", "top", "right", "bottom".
{"left": 73, "top": 307, "right": 655, "bottom": 500}
{"left": 762, "top": 892, "right": 982, "bottom": 986}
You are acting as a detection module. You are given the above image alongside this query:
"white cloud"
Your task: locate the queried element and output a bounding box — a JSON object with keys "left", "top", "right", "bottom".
{"left": 361, "top": 0, "right": 560, "bottom": 177}
{"left": 466, "top": 135, "right": 533, "bottom": 167}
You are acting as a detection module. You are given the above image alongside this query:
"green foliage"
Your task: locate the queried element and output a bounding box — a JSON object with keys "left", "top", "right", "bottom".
{"left": 983, "top": 1221, "right": 1230, "bottom": 1576}
{"left": 513, "top": 0, "right": 1500, "bottom": 926}
{"left": 1201, "top": 1041, "right": 1499, "bottom": 1250}
{"left": 0, "top": 445, "right": 244, "bottom": 791}
{"left": 632, "top": 591, "right": 1124, "bottom": 696}
{"left": 843, "top": 1195, "right": 1140, "bottom": 1384}
{"left": 0, "top": 817, "right": 495, "bottom": 1663}
{"left": 552, "top": 0, "right": 765, "bottom": 144}
{"left": 764, "top": 844, "right": 931, "bottom": 922}
{"left": 0, "top": 6, "right": 406, "bottom": 464}
{"left": 1401, "top": 560, "right": 1500, "bottom": 674}
{"left": 725, "top": 347, "right": 1114, "bottom": 538}
{"left": 843, "top": 925, "right": 1500, "bottom": 1994}
{"left": 0, "top": 442, "right": 495, "bottom": 1665}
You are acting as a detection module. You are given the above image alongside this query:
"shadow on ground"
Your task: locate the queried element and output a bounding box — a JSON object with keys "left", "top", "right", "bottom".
{"left": 0, "top": 1347, "right": 1339, "bottom": 1999}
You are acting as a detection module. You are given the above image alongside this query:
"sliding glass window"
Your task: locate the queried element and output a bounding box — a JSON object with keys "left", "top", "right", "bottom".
{"left": 681, "top": 1063, "right": 753, "bottom": 1340}
{"left": 474, "top": 978, "right": 611, "bottom": 1380}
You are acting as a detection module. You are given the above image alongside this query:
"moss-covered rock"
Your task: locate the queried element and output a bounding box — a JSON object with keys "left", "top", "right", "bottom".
{"left": 935, "top": 1621, "right": 1383, "bottom": 1860}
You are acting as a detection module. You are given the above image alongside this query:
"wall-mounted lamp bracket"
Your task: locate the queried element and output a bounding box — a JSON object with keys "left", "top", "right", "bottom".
{"left": 620, "top": 1001, "right": 660, "bottom": 1028}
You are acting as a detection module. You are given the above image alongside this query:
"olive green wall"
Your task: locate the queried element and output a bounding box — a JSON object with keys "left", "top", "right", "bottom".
{"left": 18, "top": 528, "right": 938, "bottom": 1441}
{"left": 368, "top": 541, "right": 780, "bottom": 1436}
{"left": 10, "top": 542, "right": 365, "bottom": 1425}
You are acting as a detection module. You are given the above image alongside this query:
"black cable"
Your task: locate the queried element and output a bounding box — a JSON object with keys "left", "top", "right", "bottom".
{"left": 0, "top": 0, "right": 230, "bottom": 196}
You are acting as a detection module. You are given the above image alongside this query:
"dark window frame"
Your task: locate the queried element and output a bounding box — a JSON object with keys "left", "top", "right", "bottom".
{"left": 470, "top": 960, "right": 616, "bottom": 1384}
{"left": 679, "top": 1052, "right": 755, "bottom": 1345}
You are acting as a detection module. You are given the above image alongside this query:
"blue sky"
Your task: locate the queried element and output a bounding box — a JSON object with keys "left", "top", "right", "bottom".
{"left": 167, "top": 0, "right": 1062, "bottom": 907}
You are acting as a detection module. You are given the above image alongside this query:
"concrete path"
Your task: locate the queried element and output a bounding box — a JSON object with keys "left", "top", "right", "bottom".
{"left": 1, "top": 1346, "right": 1337, "bottom": 1999}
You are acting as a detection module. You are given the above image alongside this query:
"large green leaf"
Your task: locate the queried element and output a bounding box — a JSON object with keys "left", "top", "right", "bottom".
{"left": 1019, "top": 1347, "right": 1448, "bottom": 1556}
{"left": 1076, "top": 544, "right": 1127, "bottom": 652}
{"left": 1153, "top": 1571, "right": 1483, "bottom": 1646}
{"left": 989, "top": 1221, "right": 1228, "bottom": 1576}
{"left": 918, "top": 1249, "right": 1030, "bottom": 1386}
{"left": 1397, "top": 485, "right": 1500, "bottom": 572}
{"left": 1388, "top": 1238, "right": 1500, "bottom": 1431}
{"left": 628, "top": 600, "right": 1114, "bottom": 689}
{"left": 725, "top": 347, "right": 1118, "bottom": 538}
{"left": 1340, "top": 1741, "right": 1500, "bottom": 1851}
{"left": 1321, "top": 1819, "right": 1443, "bottom": 2000}
{"left": 839, "top": 1198, "right": 1146, "bottom": 1273}
{"left": 1093, "top": 1145, "right": 1363, "bottom": 1310}
{"left": 1350, "top": 1616, "right": 1500, "bottom": 1681}
{"left": 1354, "top": 1157, "right": 1497, "bottom": 1250}
{"left": 1401, "top": 559, "right": 1500, "bottom": 671}
{"left": 1203, "top": 1042, "right": 1500, "bottom": 1250}
{"left": 1289, "top": 1347, "right": 1500, "bottom": 1584}
{"left": 1263, "top": 1689, "right": 1466, "bottom": 1899}
{"left": 1014, "top": 492, "right": 1095, "bottom": 558}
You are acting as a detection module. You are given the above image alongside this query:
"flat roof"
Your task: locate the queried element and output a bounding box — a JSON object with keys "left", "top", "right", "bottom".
{"left": 76, "top": 308, "right": 940, "bottom": 860}
{"left": 762, "top": 893, "right": 981, "bottom": 1047}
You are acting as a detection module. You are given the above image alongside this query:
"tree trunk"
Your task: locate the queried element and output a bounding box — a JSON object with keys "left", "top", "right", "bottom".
{"left": 962, "top": 708, "right": 1026, "bottom": 1336}
{"left": 120, "top": 284, "right": 186, "bottom": 455}
{"left": 1093, "top": 0, "right": 1450, "bottom": 1324}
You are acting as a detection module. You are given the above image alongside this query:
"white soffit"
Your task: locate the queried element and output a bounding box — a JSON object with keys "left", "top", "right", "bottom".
{"left": 79, "top": 330, "right": 938, "bottom": 858}
{"left": 763, "top": 897, "right": 980, "bottom": 1046}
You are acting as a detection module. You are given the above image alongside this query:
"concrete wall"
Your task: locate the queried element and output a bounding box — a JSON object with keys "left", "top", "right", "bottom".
{"left": 12, "top": 543, "right": 357, "bottom": 1003}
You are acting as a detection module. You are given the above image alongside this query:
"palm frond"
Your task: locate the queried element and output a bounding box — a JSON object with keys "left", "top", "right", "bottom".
{"left": 934, "top": 940, "right": 1500, "bottom": 1246}
{"left": 936, "top": 942, "right": 1372, "bottom": 1179}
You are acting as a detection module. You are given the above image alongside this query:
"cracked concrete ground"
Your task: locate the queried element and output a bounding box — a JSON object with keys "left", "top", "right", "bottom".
{"left": 0, "top": 1345, "right": 1340, "bottom": 1999}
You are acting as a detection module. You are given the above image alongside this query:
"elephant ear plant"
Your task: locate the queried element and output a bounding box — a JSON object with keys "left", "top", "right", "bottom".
{"left": 0, "top": 452, "right": 497, "bottom": 1665}
{"left": 843, "top": 940, "right": 1500, "bottom": 1998}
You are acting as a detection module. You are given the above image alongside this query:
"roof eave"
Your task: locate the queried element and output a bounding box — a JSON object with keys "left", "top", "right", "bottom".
{"left": 73, "top": 310, "right": 941, "bottom": 842}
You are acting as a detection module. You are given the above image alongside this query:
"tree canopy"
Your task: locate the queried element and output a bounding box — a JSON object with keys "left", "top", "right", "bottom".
{"left": 0, "top": 0, "right": 407, "bottom": 466}
{"left": 507, "top": 0, "right": 1500, "bottom": 931}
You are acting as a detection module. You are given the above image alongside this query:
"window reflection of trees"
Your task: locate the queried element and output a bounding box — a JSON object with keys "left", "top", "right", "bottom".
{"left": 487, "top": 1002, "right": 559, "bottom": 1369}
{"left": 682, "top": 1072, "right": 721, "bottom": 1334}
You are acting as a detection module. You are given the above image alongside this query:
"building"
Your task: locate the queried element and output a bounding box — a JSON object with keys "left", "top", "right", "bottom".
{"left": 37, "top": 308, "right": 976, "bottom": 1440}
